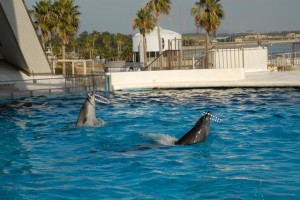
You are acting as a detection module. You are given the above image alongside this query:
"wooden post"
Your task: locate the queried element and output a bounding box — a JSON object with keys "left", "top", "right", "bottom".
{"left": 92, "top": 60, "right": 95, "bottom": 72}
{"left": 53, "top": 60, "right": 56, "bottom": 74}
{"left": 168, "top": 40, "right": 171, "bottom": 70}
{"left": 193, "top": 57, "right": 195, "bottom": 69}
{"left": 72, "top": 61, "right": 75, "bottom": 75}
{"left": 83, "top": 60, "right": 87, "bottom": 75}
{"left": 63, "top": 61, "right": 66, "bottom": 76}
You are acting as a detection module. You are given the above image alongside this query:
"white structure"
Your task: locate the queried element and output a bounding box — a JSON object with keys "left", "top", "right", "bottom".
{"left": 107, "top": 68, "right": 245, "bottom": 91}
{"left": 0, "top": 0, "right": 52, "bottom": 75}
{"left": 211, "top": 46, "right": 268, "bottom": 72}
{"left": 132, "top": 27, "right": 182, "bottom": 64}
{"left": 0, "top": 0, "right": 65, "bottom": 97}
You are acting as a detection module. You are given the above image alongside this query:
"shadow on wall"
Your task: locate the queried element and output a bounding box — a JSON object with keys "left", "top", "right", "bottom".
{"left": 0, "top": 1, "right": 29, "bottom": 73}
{"left": 0, "top": 60, "right": 28, "bottom": 91}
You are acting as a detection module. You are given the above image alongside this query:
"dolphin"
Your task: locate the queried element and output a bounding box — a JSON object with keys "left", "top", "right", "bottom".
{"left": 175, "top": 112, "right": 211, "bottom": 145}
{"left": 76, "top": 92, "right": 101, "bottom": 126}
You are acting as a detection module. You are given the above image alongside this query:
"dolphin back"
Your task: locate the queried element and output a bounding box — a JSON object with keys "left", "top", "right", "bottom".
{"left": 175, "top": 114, "right": 210, "bottom": 145}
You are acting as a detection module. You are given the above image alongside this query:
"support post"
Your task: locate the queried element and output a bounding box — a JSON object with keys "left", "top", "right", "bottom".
{"left": 72, "top": 61, "right": 75, "bottom": 75}
{"left": 192, "top": 57, "right": 195, "bottom": 69}
{"left": 63, "top": 61, "right": 66, "bottom": 76}
{"left": 83, "top": 61, "right": 87, "bottom": 75}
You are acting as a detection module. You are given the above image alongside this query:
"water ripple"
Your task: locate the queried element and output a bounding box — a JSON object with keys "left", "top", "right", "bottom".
{"left": 1, "top": 89, "right": 300, "bottom": 199}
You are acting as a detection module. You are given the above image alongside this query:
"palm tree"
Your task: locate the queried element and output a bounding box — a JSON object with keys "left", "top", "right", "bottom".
{"left": 69, "top": 35, "right": 79, "bottom": 54}
{"left": 115, "top": 33, "right": 125, "bottom": 59}
{"left": 103, "top": 34, "right": 111, "bottom": 50}
{"left": 146, "top": 0, "right": 171, "bottom": 67}
{"left": 83, "top": 31, "right": 98, "bottom": 59}
{"left": 191, "top": 0, "right": 224, "bottom": 53}
{"left": 30, "top": 0, "right": 54, "bottom": 49}
{"left": 53, "top": 0, "right": 80, "bottom": 61}
{"left": 132, "top": 7, "right": 155, "bottom": 69}
{"left": 84, "top": 34, "right": 93, "bottom": 59}
{"left": 121, "top": 46, "right": 133, "bottom": 61}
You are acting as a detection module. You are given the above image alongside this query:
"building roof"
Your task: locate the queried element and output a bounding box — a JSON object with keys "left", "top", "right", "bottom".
{"left": 132, "top": 27, "right": 182, "bottom": 52}
{"left": 133, "top": 26, "right": 181, "bottom": 38}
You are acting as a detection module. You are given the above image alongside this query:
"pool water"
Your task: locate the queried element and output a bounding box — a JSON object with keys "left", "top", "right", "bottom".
{"left": 1, "top": 88, "right": 300, "bottom": 199}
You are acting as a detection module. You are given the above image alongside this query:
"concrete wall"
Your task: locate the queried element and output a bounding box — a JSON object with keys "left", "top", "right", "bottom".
{"left": 0, "top": 61, "right": 64, "bottom": 92}
{"left": 107, "top": 68, "right": 245, "bottom": 90}
{"left": 244, "top": 47, "right": 268, "bottom": 72}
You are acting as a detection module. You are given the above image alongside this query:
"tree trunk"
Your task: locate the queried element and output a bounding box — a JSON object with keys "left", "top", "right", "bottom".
{"left": 49, "top": 43, "right": 53, "bottom": 55}
{"left": 205, "top": 32, "right": 210, "bottom": 69}
{"left": 156, "top": 24, "right": 163, "bottom": 69}
{"left": 143, "top": 36, "right": 147, "bottom": 69}
{"left": 41, "top": 38, "right": 46, "bottom": 50}
{"left": 62, "top": 44, "right": 66, "bottom": 59}
{"left": 62, "top": 44, "right": 66, "bottom": 75}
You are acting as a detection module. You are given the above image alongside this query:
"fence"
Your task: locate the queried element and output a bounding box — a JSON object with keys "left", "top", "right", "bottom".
{"left": 267, "top": 42, "right": 300, "bottom": 71}
{"left": 143, "top": 39, "right": 300, "bottom": 71}
{"left": 144, "top": 46, "right": 244, "bottom": 71}
{"left": 0, "top": 74, "right": 109, "bottom": 100}
{"left": 143, "top": 38, "right": 246, "bottom": 71}
{"left": 50, "top": 59, "right": 95, "bottom": 75}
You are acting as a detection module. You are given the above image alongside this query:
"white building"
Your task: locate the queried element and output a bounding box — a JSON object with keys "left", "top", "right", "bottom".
{"left": 132, "top": 27, "right": 182, "bottom": 64}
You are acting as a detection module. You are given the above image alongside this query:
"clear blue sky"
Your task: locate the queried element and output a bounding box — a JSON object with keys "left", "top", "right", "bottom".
{"left": 24, "top": 0, "right": 300, "bottom": 34}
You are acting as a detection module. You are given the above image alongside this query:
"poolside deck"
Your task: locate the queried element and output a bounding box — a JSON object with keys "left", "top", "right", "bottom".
{"left": 167, "top": 71, "right": 300, "bottom": 89}
{"left": 238, "top": 71, "right": 300, "bottom": 88}
{"left": 1, "top": 70, "right": 300, "bottom": 100}
{"left": 176, "top": 71, "right": 300, "bottom": 89}
{"left": 108, "top": 70, "right": 300, "bottom": 91}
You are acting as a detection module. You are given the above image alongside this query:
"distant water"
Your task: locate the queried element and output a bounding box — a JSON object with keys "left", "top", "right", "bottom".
{"left": 267, "top": 43, "right": 293, "bottom": 59}
{"left": 1, "top": 88, "right": 300, "bottom": 199}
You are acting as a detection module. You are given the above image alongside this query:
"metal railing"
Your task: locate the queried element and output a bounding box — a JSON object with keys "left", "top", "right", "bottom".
{"left": 0, "top": 74, "right": 110, "bottom": 100}
{"left": 267, "top": 42, "right": 300, "bottom": 70}
{"left": 269, "top": 52, "right": 300, "bottom": 66}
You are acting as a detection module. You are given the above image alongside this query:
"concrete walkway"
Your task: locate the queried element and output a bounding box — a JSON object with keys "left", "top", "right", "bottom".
{"left": 224, "top": 71, "right": 300, "bottom": 88}
{"left": 147, "top": 71, "right": 300, "bottom": 89}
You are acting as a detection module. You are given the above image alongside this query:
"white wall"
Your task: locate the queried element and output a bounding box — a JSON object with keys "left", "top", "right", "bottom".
{"left": 107, "top": 68, "right": 245, "bottom": 90}
{"left": 212, "top": 46, "right": 268, "bottom": 72}
{"left": 244, "top": 47, "right": 268, "bottom": 72}
{"left": 0, "top": 61, "right": 64, "bottom": 91}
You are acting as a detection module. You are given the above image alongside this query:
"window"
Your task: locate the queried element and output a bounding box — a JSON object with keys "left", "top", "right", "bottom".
{"left": 150, "top": 52, "right": 156, "bottom": 58}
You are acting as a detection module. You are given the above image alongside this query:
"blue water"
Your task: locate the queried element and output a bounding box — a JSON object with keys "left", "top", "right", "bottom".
{"left": 1, "top": 88, "right": 300, "bottom": 199}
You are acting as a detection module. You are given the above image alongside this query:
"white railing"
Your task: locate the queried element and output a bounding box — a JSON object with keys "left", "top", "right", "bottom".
{"left": 50, "top": 59, "right": 95, "bottom": 75}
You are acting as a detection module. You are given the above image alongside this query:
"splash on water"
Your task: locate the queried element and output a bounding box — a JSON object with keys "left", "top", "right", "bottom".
{"left": 142, "top": 133, "right": 177, "bottom": 146}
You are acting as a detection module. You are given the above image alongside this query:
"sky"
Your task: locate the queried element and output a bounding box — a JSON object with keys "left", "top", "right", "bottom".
{"left": 24, "top": 0, "right": 300, "bottom": 35}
